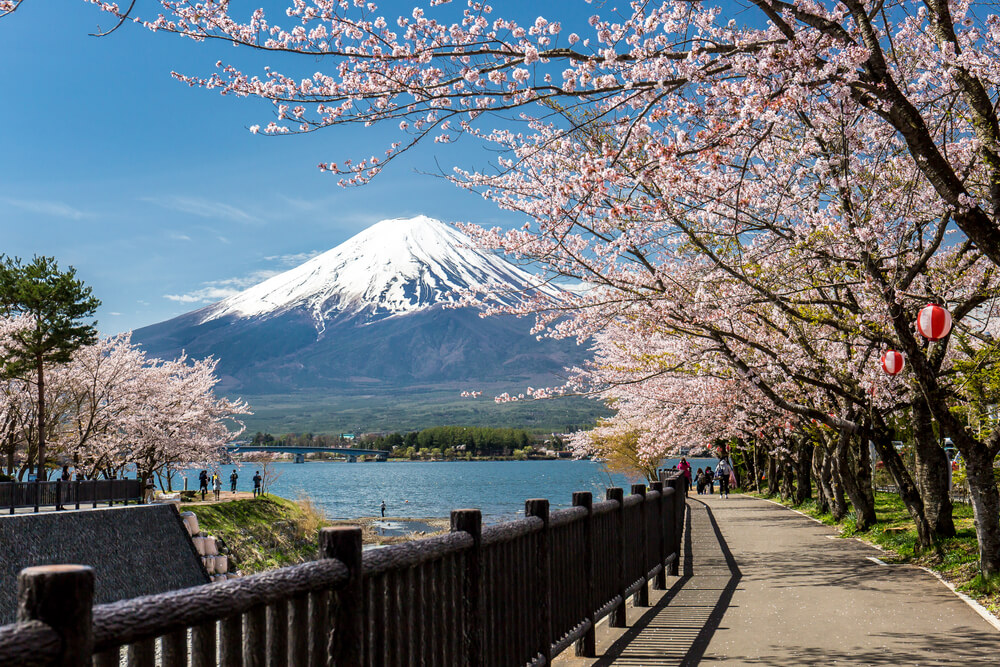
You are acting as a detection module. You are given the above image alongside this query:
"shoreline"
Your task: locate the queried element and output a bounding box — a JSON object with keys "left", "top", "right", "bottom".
{"left": 227, "top": 456, "right": 590, "bottom": 464}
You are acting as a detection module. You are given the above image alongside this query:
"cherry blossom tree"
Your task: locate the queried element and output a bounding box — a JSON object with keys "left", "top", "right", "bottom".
{"left": 64, "top": 0, "right": 1000, "bottom": 566}
{"left": 81, "top": 0, "right": 1000, "bottom": 272}
{"left": 0, "top": 323, "right": 250, "bottom": 486}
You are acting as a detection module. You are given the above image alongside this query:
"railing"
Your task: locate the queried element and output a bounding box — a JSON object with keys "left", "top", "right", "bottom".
{"left": 0, "top": 473, "right": 687, "bottom": 666}
{"left": 0, "top": 479, "right": 143, "bottom": 514}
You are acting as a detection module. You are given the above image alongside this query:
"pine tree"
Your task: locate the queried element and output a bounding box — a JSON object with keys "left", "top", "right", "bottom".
{"left": 0, "top": 256, "right": 100, "bottom": 479}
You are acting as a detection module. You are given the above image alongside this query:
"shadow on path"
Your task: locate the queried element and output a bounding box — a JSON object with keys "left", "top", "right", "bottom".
{"left": 592, "top": 497, "right": 741, "bottom": 666}
{"left": 679, "top": 498, "right": 741, "bottom": 665}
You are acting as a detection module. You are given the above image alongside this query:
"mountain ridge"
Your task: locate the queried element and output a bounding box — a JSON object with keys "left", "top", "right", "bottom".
{"left": 132, "top": 216, "right": 590, "bottom": 403}
{"left": 194, "top": 215, "right": 560, "bottom": 333}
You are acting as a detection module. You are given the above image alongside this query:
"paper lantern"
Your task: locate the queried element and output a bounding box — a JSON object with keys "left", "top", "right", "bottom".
{"left": 881, "top": 350, "right": 905, "bottom": 375}
{"left": 916, "top": 304, "right": 952, "bottom": 341}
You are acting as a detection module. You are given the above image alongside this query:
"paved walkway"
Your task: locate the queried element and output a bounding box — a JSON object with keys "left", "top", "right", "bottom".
{"left": 555, "top": 493, "right": 1000, "bottom": 665}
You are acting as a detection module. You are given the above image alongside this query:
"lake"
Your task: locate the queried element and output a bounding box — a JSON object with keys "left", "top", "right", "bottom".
{"left": 180, "top": 460, "right": 674, "bottom": 522}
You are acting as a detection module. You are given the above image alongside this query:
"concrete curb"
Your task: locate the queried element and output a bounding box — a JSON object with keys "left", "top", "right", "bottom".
{"left": 915, "top": 565, "right": 1000, "bottom": 632}
{"left": 754, "top": 494, "right": 1000, "bottom": 633}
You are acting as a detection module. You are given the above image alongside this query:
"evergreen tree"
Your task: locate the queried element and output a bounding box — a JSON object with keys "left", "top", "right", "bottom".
{"left": 0, "top": 256, "right": 100, "bottom": 479}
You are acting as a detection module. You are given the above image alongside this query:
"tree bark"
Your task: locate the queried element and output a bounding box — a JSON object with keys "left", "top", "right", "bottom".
{"left": 912, "top": 401, "right": 956, "bottom": 538}
{"left": 795, "top": 440, "right": 813, "bottom": 505}
{"left": 826, "top": 445, "right": 848, "bottom": 520}
{"left": 35, "top": 353, "right": 46, "bottom": 480}
{"left": 748, "top": 443, "right": 760, "bottom": 492}
{"left": 767, "top": 453, "right": 779, "bottom": 496}
{"left": 4, "top": 432, "right": 14, "bottom": 477}
{"left": 834, "top": 431, "right": 876, "bottom": 530}
{"left": 781, "top": 452, "right": 795, "bottom": 501}
{"left": 856, "top": 437, "right": 876, "bottom": 514}
{"left": 963, "top": 447, "right": 1000, "bottom": 576}
{"left": 812, "top": 445, "right": 830, "bottom": 513}
{"left": 868, "top": 425, "right": 933, "bottom": 548}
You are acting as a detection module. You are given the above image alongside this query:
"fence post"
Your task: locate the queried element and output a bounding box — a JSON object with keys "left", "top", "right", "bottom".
{"left": 631, "top": 484, "right": 649, "bottom": 607}
{"left": 75, "top": 479, "right": 81, "bottom": 510}
{"left": 573, "top": 492, "right": 595, "bottom": 657}
{"left": 55, "top": 480, "right": 63, "bottom": 511}
{"left": 451, "top": 508, "right": 482, "bottom": 666}
{"left": 606, "top": 487, "right": 626, "bottom": 627}
{"left": 665, "top": 476, "right": 681, "bottom": 576}
{"left": 321, "top": 526, "right": 363, "bottom": 666}
{"left": 525, "top": 498, "right": 552, "bottom": 664}
{"left": 650, "top": 481, "right": 666, "bottom": 590}
{"left": 33, "top": 480, "right": 40, "bottom": 513}
{"left": 677, "top": 475, "right": 686, "bottom": 563}
{"left": 17, "top": 564, "right": 94, "bottom": 666}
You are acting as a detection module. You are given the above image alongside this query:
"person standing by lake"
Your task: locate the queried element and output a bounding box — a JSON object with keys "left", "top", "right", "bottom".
{"left": 381, "top": 500, "right": 386, "bottom": 517}
{"left": 678, "top": 457, "right": 692, "bottom": 495}
{"left": 230, "top": 470, "right": 239, "bottom": 493}
{"left": 198, "top": 470, "right": 208, "bottom": 501}
{"left": 212, "top": 473, "right": 221, "bottom": 501}
{"left": 716, "top": 459, "right": 731, "bottom": 498}
{"left": 252, "top": 470, "right": 262, "bottom": 498}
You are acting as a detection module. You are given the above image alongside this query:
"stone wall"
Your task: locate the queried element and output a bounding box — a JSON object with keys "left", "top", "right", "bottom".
{"left": 0, "top": 504, "right": 209, "bottom": 624}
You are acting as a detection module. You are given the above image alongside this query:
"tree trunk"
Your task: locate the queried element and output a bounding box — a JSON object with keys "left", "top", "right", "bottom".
{"left": 826, "top": 446, "right": 848, "bottom": 520}
{"left": 795, "top": 440, "right": 813, "bottom": 505}
{"left": 963, "top": 447, "right": 1000, "bottom": 577}
{"left": 812, "top": 445, "right": 830, "bottom": 513}
{"left": 856, "top": 437, "right": 876, "bottom": 514}
{"left": 35, "top": 354, "right": 46, "bottom": 480}
{"left": 868, "top": 426, "right": 933, "bottom": 548}
{"left": 5, "top": 433, "right": 14, "bottom": 476}
{"left": 834, "top": 432, "right": 876, "bottom": 530}
{"left": 912, "top": 401, "right": 956, "bottom": 538}
{"left": 767, "top": 454, "right": 779, "bottom": 496}
{"left": 780, "top": 452, "right": 794, "bottom": 501}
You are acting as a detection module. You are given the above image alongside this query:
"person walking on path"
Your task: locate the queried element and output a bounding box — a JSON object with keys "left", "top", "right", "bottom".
{"left": 229, "top": 470, "right": 239, "bottom": 493}
{"left": 212, "top": 474, "right": 221, "bottom": 501}
{"left": 381, "top": 500, "right": 386, "bottom": 517}
{"left": 252, "top": 470, "right": 262, "bottom": 498}
{"left": 716, "top": 459, "right": 731, "bottom": 498}
{"left": 678, "top": 457, "right": 692, "bottom": 494}
{"left": 198, "top": 470, "right": 208, "bottom": 501}
{"left": 706, "top": 466, "right": 715, "bottom": 494}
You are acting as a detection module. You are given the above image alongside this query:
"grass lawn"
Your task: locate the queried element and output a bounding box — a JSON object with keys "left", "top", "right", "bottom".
{"left": 185, "top": 495, "right": 327, "bottom": 573}
{"left": 749, "top": 490, "right": 1000, "bottom": 616}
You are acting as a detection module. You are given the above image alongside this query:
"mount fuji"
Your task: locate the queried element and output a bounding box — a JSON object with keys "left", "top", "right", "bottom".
{"left": 132, "top": 216, "right": 587, "bottom": 398}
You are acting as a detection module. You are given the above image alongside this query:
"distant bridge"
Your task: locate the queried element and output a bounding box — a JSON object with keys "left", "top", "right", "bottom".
{"left": 226, "top": 444, "right": 389, "bottom": 463}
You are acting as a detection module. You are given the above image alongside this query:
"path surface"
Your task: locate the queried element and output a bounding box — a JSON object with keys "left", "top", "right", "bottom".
{"left": 554, "top": 493, "right": 1000, "bottom": 666}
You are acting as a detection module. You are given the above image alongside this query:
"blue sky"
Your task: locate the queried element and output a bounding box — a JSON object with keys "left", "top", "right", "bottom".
{"left": 0, "top": 2, "right": 522, "bottom": 333}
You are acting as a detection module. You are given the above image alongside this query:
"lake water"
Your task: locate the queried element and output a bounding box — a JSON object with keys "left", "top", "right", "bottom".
{"left": 180, "top": 460, "right": 659, "bottom": 522}
{"left": 179, "top": 456, "right": 722, "bottom": 522}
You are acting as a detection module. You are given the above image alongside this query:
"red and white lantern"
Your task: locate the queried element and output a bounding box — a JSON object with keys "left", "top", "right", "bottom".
{"left": 916, "top": 304, "right": 952, "bottom": 341}
{"left": 881, "top": 350, "right": 905, "bottom": 375}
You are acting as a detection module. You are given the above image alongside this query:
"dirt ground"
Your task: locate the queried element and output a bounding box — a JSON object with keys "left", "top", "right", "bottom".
{"left": 177, "top": 490, "right": 256, "bottom": 504}
{"left": 332, "top": 516, "right": 451, "bottom": 546}
{"left": 176, "top": 488, "right": 450, "bottom": 546}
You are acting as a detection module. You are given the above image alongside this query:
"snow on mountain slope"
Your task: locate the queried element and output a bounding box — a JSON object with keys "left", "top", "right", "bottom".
{"left": 200, "top": 215, "right": 559, "bottom": 330}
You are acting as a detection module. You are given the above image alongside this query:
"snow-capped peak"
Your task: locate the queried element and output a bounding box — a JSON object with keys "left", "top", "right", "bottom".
{"left": 199, "top": 215, "right": 559, "bottom": 328}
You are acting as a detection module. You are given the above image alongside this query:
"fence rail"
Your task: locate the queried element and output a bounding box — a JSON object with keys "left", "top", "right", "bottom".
{"left": 0, "top": 479, "right": 143, "bottom": 514}
{"left": 0, "top": 472, "right": 687, "bottom": 666}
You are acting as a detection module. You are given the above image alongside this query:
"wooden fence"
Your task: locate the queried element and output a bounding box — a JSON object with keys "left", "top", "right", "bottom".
{"left": 0, "top": 474, "right": 687, "bottom": 666}
{"left": 0, "top": 478, "right": 144, "bottom": 514}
